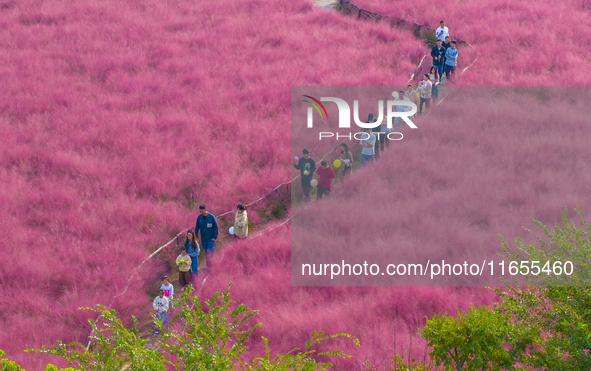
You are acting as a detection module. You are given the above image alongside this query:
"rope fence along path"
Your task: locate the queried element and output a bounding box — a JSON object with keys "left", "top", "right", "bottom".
{"left": 85, "top": 2, "right": 481, "bottom": 346}
{"left": 85, "top": 144, "right": 341, "bottom": 349}
{"left": 338, "top": 0, "right": 478, "bottom": 82}
{"left": 178, "top": 211, "right": 300, "bottom": 338}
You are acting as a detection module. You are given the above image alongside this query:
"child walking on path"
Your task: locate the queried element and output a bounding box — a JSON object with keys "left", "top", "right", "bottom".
{"left": 176, "top": 248, "right": 192, "bottom": 290}
{"left": 160, "top": 276, "right": 174, "bottom": 308}
{"left": 153, "top": 289, "right": 169, "bottom": 335}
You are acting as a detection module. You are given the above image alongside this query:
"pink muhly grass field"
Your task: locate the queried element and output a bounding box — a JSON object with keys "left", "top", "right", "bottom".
{"left": 201, "top": 228, "right": 496, "bottom": 368}
{"left": 202, "top": 87, "right": 591, "bottom": 366}
{"left": 0, "top": 0, "right": 426, "bottom": 368}
{"left": 1, "top": 0, "right": 587, "bottom": 368}
{"left": 353, "top": 0, "right": 591, "bottom": 85}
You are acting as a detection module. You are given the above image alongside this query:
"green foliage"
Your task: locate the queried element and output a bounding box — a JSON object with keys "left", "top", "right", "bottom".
{"left": 421, "top": 305, "right": 534, "bottom": 371}
{"left": 364, "top": 354, "right": 447, "bottom": 371}
{"left": 498, "top": 206, "right": 591, "bottom": 286}
{"left": 1, "top": 350, "right": 24, "bottom": 371}
{"left": 25, "top": 283, "right": 353, "bottom": 370}
{"left": 494, "top": 286, "right": 591, "bottom": 370}
{"left": 44, "top": 365, "right": 77, "bottom": 371}
{"left": 423, "top": 32, "right": 438, "bottom": 47}
{"left": 421, "top": 207, "right": 591, "bottom": 370}
{"left": 271, "top": 199, "right": 287, "bottom": 219}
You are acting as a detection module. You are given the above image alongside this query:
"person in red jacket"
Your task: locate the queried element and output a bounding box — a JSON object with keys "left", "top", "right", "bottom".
{"left": 315, "top": 161, "right": 336, "bottom": 199}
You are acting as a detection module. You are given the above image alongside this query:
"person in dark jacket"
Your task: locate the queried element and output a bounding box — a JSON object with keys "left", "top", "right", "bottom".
{"left": 293, "top": 149, "right": 316, "bottom": 203}
{"left": 195, "top": 205, "right": 218, "bottom": 268}
{"left": 431, "top": 40, "right": 446, "bottom": 78}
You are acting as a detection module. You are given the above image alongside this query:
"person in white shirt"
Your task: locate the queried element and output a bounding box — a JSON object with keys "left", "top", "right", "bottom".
{"left": 393, "top": 90, "right": 412, "bottom": 128}
{"left": 435, "top": 20, "right": 449, "bottom": 43}
{"left": 153, "top": 289, "right": 169, "bottom": 335}
{"left": 160, "top": 276, "right": 174, "bottom": 308}
{"left": 418, "top": 74, "right": 433, "bottom": 114}
{"left": 359, "top": 127, "right": 376, "bottom": 167}
{"left": 405, "top": 85, "right": 420, "bottom": 119}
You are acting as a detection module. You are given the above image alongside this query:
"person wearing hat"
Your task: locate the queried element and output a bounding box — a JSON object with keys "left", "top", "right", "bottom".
{"left": 195, "top": 205, "right": 218, "bottom": 269}
{"left": 444, "top": 40, "right": 459, "bottom": 81}
{"left": 435, "top": 20, "right": 449, "bottom": 43}
{"left": 176, "top": 247, "right": 192, "bottom": 290}
{"left": 293, "top": 149, "right": 316, "bottom": 203}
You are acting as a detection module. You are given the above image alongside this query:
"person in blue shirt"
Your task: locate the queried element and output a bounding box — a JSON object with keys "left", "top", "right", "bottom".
{"left": 195, "top": 205, "right": 218, "bottom": 269}
{"left": 182, "top": 230, "right": 200, "bottom": 275}
{"left": 444, "top": 40, "right": 459, "bottom": 81}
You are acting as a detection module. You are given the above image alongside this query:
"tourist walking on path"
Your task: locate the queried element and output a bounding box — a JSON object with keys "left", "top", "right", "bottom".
{"left": 315, "top": 161, "right": 336, "bottom": 199}
{"left": 444, "top": 40, "right": 459, "bottom": 81}
{"left": 393, "top": 91, "right": 404, "bottom": 128}
{"left": 294, "top": 148, "right": 316, "bottom": 203}
{"left": 153, "top": 289, "right": 169, "bottom": 335}
{"left": 418, "top": 74, "right": 433, "bottom": 114}
{"left": 339, "top": 143, "right": 353, "bottom": 182}
{"left": 195, "top": 205, "right": 218, "bottom": 268}
{"left": 369, "top": 113, "right": 382, "bottom": 159}
{"left": 429, "top": 67, "right": 441, "bottom": 104}
{"left": 406, "top": 85, "right": 420, "bottom": 119}
{"left": 442, "top": 36, "right": 451, "bottom": 67}
{"left": 379, "top": 116, "right": 389, "bottom": 150}
{"left": 435, "top": 20, "right": 449, "bottom": 42}
{"left": 234, "top": 204, "right": 248, "bottom": 238}
{"left": 360, "top": 127, "right": 376, "bottom": 166}
{"left": 431, "top": 40, "right": 446, "bottom": 77}
{"left": 182, "top": 230, "right": 200, "bottom": 275}
{"left": 176, "top": 247, "right": 192, "bottom": 290}
{"left": 160, "top": 276, "right": 174, "bottom": 308}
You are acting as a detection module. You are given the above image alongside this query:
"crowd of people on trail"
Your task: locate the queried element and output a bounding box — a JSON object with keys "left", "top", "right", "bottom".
{"left": 431, "top": 22, "right": 459, "bottom": 83}
{"left": 293, "top": 22, "right": 460, "bottom": 203}
{"left": 151, "top": 203, "right": 249, "bottom": 335}
{"left": 293, "top": 145, "right": 355, "bottom": 203}
{"left": 150, "top": 20, "right": 461, "bottom": 335}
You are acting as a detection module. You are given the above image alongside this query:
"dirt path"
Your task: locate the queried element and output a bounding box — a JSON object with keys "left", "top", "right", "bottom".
{"left": 313, "top": 0, "right": 339, "bottom": 10}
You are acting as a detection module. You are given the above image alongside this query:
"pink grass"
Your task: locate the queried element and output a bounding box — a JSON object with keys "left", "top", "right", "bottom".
{"left": 0, "top": 0, "right": 585, "bottom": 368}
{"left": 352, "top": 0, "right": 591, "bottom": 84}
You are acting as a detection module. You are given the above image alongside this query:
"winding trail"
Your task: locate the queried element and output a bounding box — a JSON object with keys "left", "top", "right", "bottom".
{"left": 86, "top": 0, "right": 479, "bottom": 351}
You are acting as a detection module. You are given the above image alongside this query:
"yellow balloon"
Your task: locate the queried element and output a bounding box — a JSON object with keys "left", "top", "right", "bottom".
{"left": 333, "top": 159, "right": 342, "bottom": 168}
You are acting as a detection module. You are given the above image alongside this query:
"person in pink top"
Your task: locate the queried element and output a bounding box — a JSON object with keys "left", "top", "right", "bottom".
{"left": 314, "top": 161, "right": 336, "bottom": 199}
